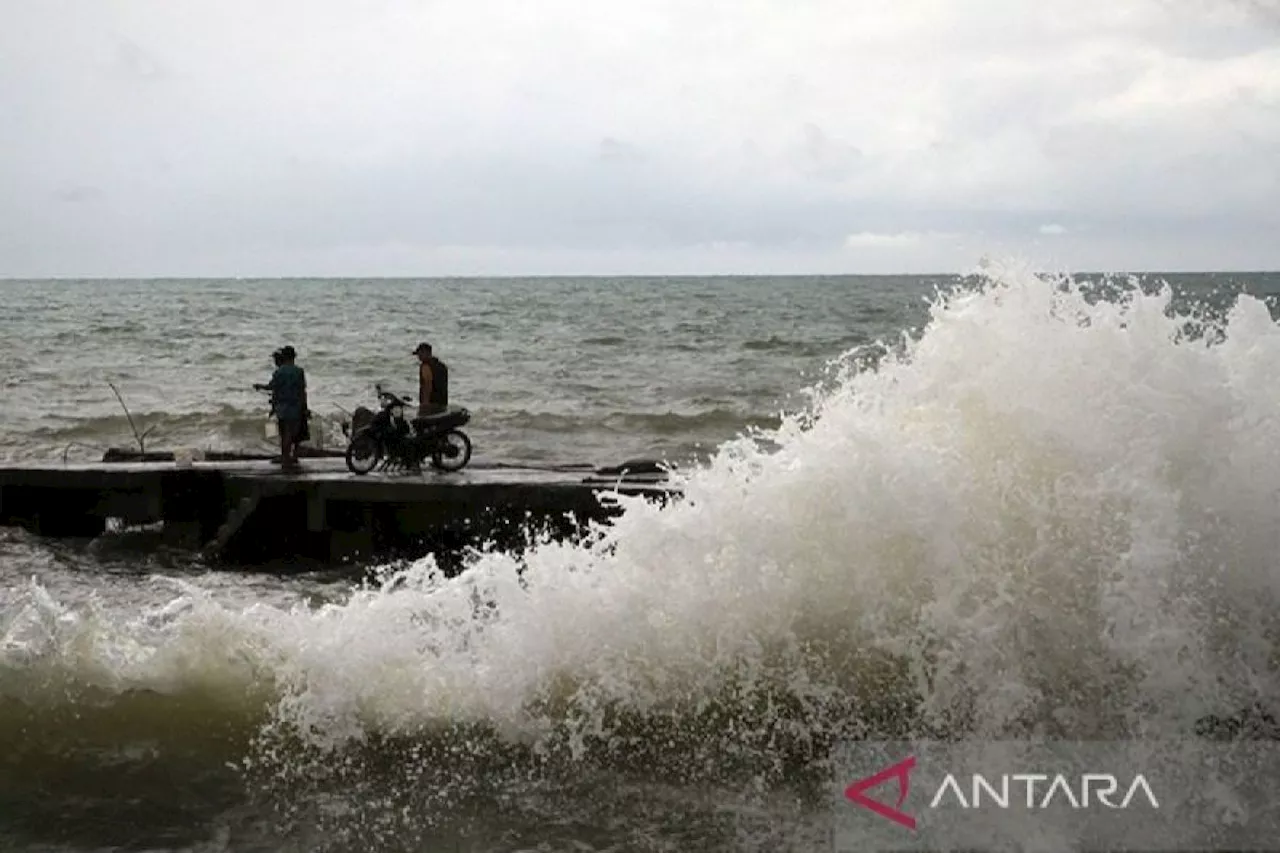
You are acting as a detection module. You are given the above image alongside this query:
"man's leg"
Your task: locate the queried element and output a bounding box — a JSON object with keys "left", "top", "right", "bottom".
{"left": 279, "top": 418, "right": 300, "bottom": 467}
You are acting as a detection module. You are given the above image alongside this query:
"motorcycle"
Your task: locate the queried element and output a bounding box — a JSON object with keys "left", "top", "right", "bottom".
{"left": 343, "top": 384, "right": 473, "bottom": 474}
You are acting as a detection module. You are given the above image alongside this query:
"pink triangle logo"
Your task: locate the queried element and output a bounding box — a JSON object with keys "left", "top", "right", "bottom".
{"left": 844, "top": 755, "right": 918, "bottom": 830}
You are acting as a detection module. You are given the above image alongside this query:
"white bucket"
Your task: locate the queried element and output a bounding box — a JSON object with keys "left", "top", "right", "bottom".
{"left": 265, "top": 419, "right": 278, "bottom": 440}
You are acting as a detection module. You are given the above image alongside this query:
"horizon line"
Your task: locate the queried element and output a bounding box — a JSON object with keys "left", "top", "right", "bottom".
{"left": 2, "top": 269, "right": 1278, "bottom": 282}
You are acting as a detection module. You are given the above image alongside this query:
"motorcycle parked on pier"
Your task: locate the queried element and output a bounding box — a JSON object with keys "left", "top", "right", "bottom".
{"left": 342, "top": 385, "right": 473, "bottom": 474}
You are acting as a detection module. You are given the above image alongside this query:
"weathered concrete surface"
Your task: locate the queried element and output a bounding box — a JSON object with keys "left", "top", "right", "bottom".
{"left": 0, "top": 457, "right": 671, "bottom": 493}
{"left": 0, "top": 456, "right": 677, "bottom": 571}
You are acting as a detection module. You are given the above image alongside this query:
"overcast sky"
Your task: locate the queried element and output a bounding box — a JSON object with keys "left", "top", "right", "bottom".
{"left": 2, "top": 0, "right": 1278, "bottom": 277}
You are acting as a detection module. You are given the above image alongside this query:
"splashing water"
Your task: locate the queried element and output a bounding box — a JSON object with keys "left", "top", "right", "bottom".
{"left": 288, "top": 266, "right": 1279, "bottom": 746}
{"left": 4, "top": 267, "right": 1280, "bottom": 848}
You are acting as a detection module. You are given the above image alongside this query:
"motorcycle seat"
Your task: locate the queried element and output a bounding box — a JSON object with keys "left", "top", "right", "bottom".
{"left": 350, "top": 406, "right": 376, "bottom": 433}
{"left": 412, "top": 405, "right": 470, "bottom": 431}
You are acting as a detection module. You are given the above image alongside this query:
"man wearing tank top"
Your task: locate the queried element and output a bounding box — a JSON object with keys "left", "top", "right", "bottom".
{"left": 413, "top": 341, "right": 449, "bottom": 418}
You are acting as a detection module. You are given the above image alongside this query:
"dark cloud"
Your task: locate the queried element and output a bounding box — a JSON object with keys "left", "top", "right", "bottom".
{"left": 1228, "top": 0, "right": 1280, "bottom": 26}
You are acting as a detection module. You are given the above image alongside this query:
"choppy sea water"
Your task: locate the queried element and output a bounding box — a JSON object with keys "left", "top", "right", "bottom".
{"left": 2, "top": 267, "right": 1280, "bottom": 851}
{"left": 0, "top": 274, "right": 951, "bottom": 468}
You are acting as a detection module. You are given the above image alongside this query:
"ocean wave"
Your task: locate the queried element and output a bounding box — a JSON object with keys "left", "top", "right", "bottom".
{"left": 3, "top": 268, "right": 1280, "bottom": 845}
{"left": 4, "top": 403, "right": 772, "bottom": 463}
{"left": 741, "top": 334, "right": 866, "bottom": 356}
{"left": 481, "top": 407, "right": 781, "bottom": 437}
{"left": 3, "top": 406, "right": 348, "bottom": 462}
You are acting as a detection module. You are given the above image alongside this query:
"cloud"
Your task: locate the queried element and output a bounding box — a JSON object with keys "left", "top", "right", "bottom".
{"left": 597, "top": 137, "right": 646, "bottom": 165}
{"left": 113, "top": 36, "right": 167, "bottom": 81}
{"left": 1039, "top": 224, "right": 1068, "bottom": 236}
{"left": 1189, "top": 0, "right": 1280, "bottom": 29}
{"left": 1240, "top": 0, "right": 1280, "bottom": 26}
{"left": 0, "top": 0, "right": 1277, "bottom": 276}
{"left": 845, "top": 231, "right": 951, "bottom": 248}
{"left": 794, "top": 123, "right": 863, "bottom": 183}
{"left": 54, "top": 185, "right": 105, "bottom": 204}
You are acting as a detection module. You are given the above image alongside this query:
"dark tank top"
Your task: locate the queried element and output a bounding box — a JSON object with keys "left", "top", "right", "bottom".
{"left": 426, "top": 357, "right": 448, "bottom": 406}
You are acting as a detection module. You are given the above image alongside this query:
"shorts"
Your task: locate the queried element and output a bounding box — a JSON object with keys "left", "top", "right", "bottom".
{"left": 277, "top": 417, "right": 303, "bottom": 442}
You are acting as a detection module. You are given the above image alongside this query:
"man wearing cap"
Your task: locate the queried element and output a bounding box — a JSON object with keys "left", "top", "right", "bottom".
{"left": 258, "top": 345, "right": 308, "bottom": 468}
{"left": 413, "top": 341, "right": 449, "bottom": 418}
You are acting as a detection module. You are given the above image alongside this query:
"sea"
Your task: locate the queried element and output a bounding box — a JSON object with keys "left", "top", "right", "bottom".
{"left": 2, "top": 265, "right": 1279, "bottom": 851}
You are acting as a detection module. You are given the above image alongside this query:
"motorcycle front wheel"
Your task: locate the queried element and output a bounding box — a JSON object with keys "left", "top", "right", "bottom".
{"left": 345, "top": 431, "right": 382, "bottom": 475}
{"left": 430, "top": 429, "right": 472, "bottom": 472}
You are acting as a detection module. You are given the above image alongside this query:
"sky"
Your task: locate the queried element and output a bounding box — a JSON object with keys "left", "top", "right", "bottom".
{"left": 1, "top": 0, "right": 1278, "bottom": 277}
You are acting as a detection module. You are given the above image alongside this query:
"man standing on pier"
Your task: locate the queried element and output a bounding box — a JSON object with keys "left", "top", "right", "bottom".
{"left": 256, "top": 345, "right": 308, "bottom": 468}
{"left": 414, "top": 341, "right": 449, "bottom": 418}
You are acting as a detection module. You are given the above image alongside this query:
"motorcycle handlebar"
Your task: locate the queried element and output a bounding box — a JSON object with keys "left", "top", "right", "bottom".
{"left": 379, "top": 390, "right": 412, "bottom": 406}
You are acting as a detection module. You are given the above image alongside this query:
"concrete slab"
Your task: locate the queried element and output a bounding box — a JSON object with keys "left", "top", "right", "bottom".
{"left": 0, "top": 454, "right": 679, "bottom": 568}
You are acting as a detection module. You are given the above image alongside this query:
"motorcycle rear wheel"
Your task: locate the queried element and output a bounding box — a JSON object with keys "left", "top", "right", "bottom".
{"left": 430, "top": 429, "right": 472, "bottom": 472}
{"left": 345, "top": 432, "right": 382, "bottom": 475}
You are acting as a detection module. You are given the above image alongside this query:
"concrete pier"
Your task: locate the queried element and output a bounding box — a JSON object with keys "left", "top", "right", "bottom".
{"left": 0, "top": 452, "right": 677, "bottom": 570}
